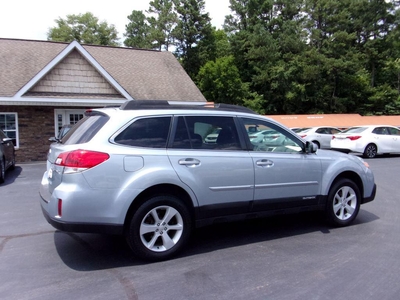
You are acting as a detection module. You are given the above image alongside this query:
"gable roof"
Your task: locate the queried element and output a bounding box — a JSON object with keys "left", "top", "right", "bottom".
{"left": 0, "top": 38, "right": 206, "bottom": 106}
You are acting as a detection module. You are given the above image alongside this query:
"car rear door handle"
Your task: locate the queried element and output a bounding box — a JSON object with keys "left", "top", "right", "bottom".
{"left": 256, "top": 159, "right": 274, "bottom": 167}
{"left": 178, "top": 158, "right": 201, "bottom": 167}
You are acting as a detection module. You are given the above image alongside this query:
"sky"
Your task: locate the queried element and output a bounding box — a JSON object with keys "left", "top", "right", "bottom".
{"left": 0, "top": 0, "right": 231, "bottom": 42}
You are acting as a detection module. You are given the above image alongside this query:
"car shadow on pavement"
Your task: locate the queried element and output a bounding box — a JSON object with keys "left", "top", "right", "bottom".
{"left": 53, "top": 209, "right": 379, "bottom": 271}
{"left": 1, "top": 166, "right": 22, "bottom": 186}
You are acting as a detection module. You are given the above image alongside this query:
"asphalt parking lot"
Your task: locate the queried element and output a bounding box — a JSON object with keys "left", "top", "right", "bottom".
{"left": 1, "top": 157, "right": 400, "bottom": 300}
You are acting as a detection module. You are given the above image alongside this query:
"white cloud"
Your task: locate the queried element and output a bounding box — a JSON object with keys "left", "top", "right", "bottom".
{"left": 0, "top": 0, "right": 231, "bottom": 41}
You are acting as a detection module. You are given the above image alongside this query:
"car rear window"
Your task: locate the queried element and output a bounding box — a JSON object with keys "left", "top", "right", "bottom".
{"left": 114, "top": 117, "right": 171, "bottom": 148}
{"left": 342, "top": 127, "right": 367, "bottom": 133}
{"left": 61, "top": 114, "right": 109, "bottom": 145}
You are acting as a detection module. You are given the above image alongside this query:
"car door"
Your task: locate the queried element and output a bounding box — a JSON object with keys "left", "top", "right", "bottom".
{"left": 167, "top": 115, "right": 254, "bottom": 219}
{"left": 372, "top": 126, "right": 392, "bottom": 152}
{"left": 387, "top": 126, "right": 400, "bottom": 153}
{"left": 314, "top": 127, "right": 330, "bottom": 148}
{"left": 240, "top": 117, "right": 322, "bottom": 211}
{"left": 322, "top": 127, "right": 341, "bottom": 149}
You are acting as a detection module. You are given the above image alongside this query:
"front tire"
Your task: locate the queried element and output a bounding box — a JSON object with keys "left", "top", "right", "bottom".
{"left": 363, "top": 143, "right": 377, "bottom": 158}
{"left": 312, "top": 141, "right": 320, "bottom": 149}
{"left": 326, "top": 178, "right": 360, "bottom": 227}
{"left": 126, "top": 195, "right": 192, "bottom": 261}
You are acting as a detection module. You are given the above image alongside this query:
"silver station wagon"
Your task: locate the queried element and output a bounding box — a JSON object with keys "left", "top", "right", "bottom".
{"left": 40, "top": 101, "right": 376, "bottom": 261}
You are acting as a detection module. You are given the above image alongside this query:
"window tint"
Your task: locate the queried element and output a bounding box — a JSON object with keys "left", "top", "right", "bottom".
{"left": 242, "top": 118, "right": 303, "bottom": 153}
{"left": 372, "top": 127, "right": 387, "bottom": 135}
{"left": 387, "top": 127, "right": 400, "bottom": 135}
{"left": 62, "top": 114, "right": 109, "bottom": 145}
{"left": 172, "top": 117, "right": 191, "bottom": 149}
{"left": 171, "top": 116, "right": 240, "bottom": 150}
{"left": 331, "top": 128, "right": 341, "bottom": 134}
{"left": 115, "top": 117, "right": 171, "bottom": 148}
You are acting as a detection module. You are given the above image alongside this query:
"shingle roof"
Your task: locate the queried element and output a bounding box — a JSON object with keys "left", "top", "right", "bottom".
{"left": 0, "top": 39, "right": 66, "bottom": 97}
{"left": 0, "top": 38, "right": 206, "bottom": 102}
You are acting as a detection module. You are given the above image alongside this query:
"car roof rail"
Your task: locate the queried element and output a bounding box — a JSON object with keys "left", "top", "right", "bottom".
{"left": 119, "top": 100, "right": 257, "bottom": 114}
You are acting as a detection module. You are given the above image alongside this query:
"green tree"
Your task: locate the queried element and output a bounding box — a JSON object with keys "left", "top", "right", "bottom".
{"left": 124, "top": 10, "right": 153, "bottom": 49}
{"left": 172, "top": 0, "right": 214, "bottom": 78}
{"left": 197, "top": 55, "right": 246, "bottom": 104}
{"left": 147, "top": 0, "right": 178, "bottom": 51}
{"left": 197, "top": 55, "right": 265, "bottom": 112}
{"left": 47, "top": 12, "right": 119, "bottom": 46}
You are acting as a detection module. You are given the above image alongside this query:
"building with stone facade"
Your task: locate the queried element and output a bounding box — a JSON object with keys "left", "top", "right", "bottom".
{"left": 0, "top": 38, "right": 206, "bottom": 162}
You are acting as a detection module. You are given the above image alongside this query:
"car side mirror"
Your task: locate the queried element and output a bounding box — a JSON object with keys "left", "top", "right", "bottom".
{"left": 48, "top": 137, "right": 59, "bottom": 143}
{"left": 305, "top": 141, "right": 318, "bottom": 153}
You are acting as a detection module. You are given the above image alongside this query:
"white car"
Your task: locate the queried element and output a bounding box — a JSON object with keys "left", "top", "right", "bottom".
{"left": 248, "top": 129, "right": 286, "bottom": 145}
{"left": 331, "top": 125, "right": 400, "bottom": 158}
{"left": 204, "top": 128, "right": 221, "bottom": 143}
{"left": 297, "top": 126, "right": 342, "bottom": 149}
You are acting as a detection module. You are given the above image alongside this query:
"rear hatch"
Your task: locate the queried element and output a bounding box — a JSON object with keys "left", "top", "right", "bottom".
{"left": 46, "top": 112, "right": 110, "bottom": 194}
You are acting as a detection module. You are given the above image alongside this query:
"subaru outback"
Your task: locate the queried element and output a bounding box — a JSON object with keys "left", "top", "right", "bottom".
{"left": 40, "top": 100, "right": 376, "bottom": 261}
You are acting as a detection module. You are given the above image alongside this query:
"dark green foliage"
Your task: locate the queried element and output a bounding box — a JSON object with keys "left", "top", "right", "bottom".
{"left": 124, "top": 10, "right": 153, "bottom": 49}
{"left": 47, "top": 12, "right": 119, "bottom": 46}
{"left": 220, "top": 0, "right": 400, "bottom": 115}
{"left": 49, "top": 2, "right": 400, "bottom": 115}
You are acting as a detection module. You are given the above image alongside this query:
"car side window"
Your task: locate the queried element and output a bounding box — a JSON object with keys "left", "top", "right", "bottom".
{"left": 331, "top": 128, "right": 341, "bottom": 134}
{"left": 387, "top": 127, "right": 400, "bottom": 135}
{"left": 114, "top": 117, "right": 171, "bottom": 148}
{"left": 242, "top": 118, "right": 303, "bottom": 153}
{"left": 372, "top": 127, "right": 387, "bottom": 135}
{"left": 171, "top": 116, "right": 241, "bottom": 150}
{"left": 316, "top": 128, "right": 326, "bottom": 134}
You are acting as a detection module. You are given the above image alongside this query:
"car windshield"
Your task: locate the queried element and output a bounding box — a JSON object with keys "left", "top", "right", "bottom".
{"left": 341, "top": 127, "right": 368, "bottom": 133}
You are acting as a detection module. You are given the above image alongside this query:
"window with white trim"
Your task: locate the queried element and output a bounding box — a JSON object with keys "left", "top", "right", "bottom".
{"left": 0, "top": 113, "right": 18, "bottom": 147}
{"left": 54, "top": 109, "right": 84, "bottom": 136}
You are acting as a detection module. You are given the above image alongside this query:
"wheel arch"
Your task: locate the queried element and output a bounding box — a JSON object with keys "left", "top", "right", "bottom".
{"left": 329, "top": 171, "right": 363, "bottom": 198}
{"left": 312, "top": 140, "right": 320, "bottom": 148}
{"left": 123, "top": 183, "right": 195, "bottom": 234}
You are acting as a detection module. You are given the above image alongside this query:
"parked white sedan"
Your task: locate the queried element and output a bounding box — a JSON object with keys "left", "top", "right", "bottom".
{"left": 331, "top": 125, "right": 400, "bottom": 158}
{"left": 297, "top": 126, "right": 342, "bottom": 149}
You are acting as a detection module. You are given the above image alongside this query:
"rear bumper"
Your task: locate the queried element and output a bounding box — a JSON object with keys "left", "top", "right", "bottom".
{"left": 40, "top": 203, "right": 124, "bottom": 235}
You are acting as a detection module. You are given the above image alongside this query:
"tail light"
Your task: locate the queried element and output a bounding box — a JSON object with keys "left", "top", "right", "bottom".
{"left": 55, "top": 150, "right": 109, "bottom": 173}
{"left": 332, "top": 136, "right": 336, "bottom": 140}
{"left": 300, "top": 135, "right": 307, "bottom": 138}
{"left": 347, "top": 136, "right": 361, "bottom": 141}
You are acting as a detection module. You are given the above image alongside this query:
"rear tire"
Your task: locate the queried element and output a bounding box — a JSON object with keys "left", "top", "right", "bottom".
{"left": 126, "top": 195, "right": 192, "bottom": 261}
{"left": 326, "top": 178, "right": 360, "bottom": 227}
{"left": 363, "top": 143, "right": 377, "bottom": 158}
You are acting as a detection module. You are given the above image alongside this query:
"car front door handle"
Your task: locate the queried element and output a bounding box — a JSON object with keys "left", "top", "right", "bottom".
{"left": 256, "top": 159, "right": 274, "bottom": 167}
{"left": 178, "top": 158, "right": 201, "bottom": 167}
